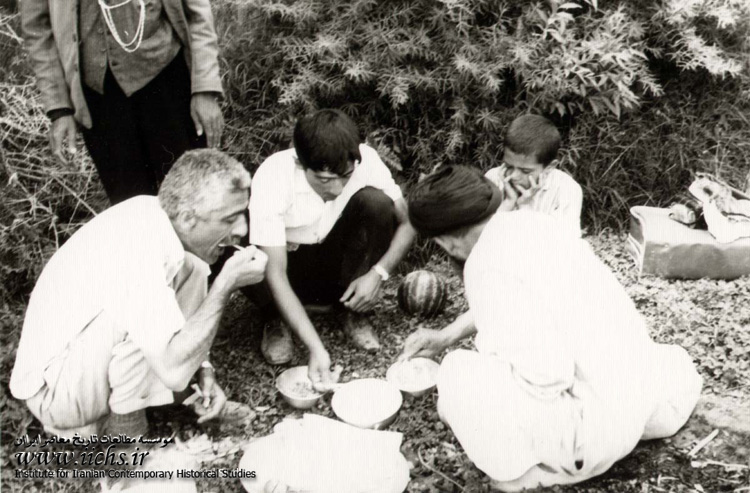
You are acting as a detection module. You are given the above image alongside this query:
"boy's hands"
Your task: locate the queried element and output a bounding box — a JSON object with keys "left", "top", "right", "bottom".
{"left": 515, "top": 174, "right": 543, "bottom": 204}
{"left": 340, "top": 270, "right": 382, "bottom": 312}
{"left": 308, "top": 351, "right": 342, "bottom": 392}
{"left": 501, "top": 175, "right": 542, "bottom": 209}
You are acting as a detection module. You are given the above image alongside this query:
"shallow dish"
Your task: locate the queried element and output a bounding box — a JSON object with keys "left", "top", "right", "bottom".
{"left": 331, "top": 379, "right": 403, "bottom": 429}
{"left": 276, "top": 366, "right": 323, "bottom": 409}
{"left": 386, "top": 358, "right": 440, "bottom": 397}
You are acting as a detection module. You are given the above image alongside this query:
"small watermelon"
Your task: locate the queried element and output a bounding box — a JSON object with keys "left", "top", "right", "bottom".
{"left": 398, "top": 270, "right": 447, "bottom": 318}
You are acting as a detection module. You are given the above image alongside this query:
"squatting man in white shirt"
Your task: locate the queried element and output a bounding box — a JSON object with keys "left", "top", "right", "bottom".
{"left": 400, "top": 165, "right": 702, "bottom": 491}
{"left": 10, "top": 149, "right": 268, "bottom": 437}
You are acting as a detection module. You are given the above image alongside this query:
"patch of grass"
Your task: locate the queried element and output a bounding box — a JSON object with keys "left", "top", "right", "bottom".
{"left": 2, "top": 236, "right": 748, "bottom": 492}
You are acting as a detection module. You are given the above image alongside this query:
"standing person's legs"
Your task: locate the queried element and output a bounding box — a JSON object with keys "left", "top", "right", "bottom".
{"left": 80, "top": 54, "right": 206, "bottom": 205}
{"left": 80, "top": 72, "right": 156, "bottom": 204}
{"left": 133, "top": 52, "right": 206, "bottom": 188}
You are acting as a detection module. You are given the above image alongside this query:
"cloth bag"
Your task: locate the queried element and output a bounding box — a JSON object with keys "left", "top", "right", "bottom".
{"left": 687, "top": 177, "right": 750, "bottom": 243}
{"left": 626, "top": 206, "right": 750, "bottom": 279}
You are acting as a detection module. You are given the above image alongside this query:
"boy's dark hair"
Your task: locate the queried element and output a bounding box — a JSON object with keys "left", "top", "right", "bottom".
{"left": 293, "top": 109, "right": 363, "bottom": 175}
{"left": 505, "top": 114, "right": 561, "bottom": 166}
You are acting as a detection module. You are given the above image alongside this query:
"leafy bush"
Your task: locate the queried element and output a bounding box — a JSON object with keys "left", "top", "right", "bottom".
{"left": 2, "top": 0, "right": 750, "bottom": 302}
{"left": 214, "top": 0, "right": 750, "bottom": 225}
{"left": 652, "top": 0, "right": 750, "bottom": 78}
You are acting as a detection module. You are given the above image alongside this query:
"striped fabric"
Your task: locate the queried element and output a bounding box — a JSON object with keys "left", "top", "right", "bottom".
{"left": 485, "top": 165, "right": 583, "bottom": 238}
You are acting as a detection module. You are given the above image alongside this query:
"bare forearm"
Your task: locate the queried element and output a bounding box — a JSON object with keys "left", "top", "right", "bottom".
{"left": 441, "top": 311, "right": 477, "bottom": 346}
{"left": 376, "top": 222, "right": 416, "bottom": 274}
{"left": 160, "top": 274, "right": 234, "bottom": 389}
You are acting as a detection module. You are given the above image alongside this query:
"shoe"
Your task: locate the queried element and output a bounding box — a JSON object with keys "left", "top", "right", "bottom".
{"left": 261, "top": 321, "right": 294, "bottom": 365}
{"left": 343, "top": 312, "right": 380, "bottom": 352}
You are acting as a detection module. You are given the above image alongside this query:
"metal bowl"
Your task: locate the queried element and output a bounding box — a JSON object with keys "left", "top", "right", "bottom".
{"left": 386, "top": 357, "right": 440, "bottom": 398}
{"left": 331, "top": 379, "right": 403, "bottom": 429}
{"left": 275, "top": 366, "right": 323, "bottom": 409}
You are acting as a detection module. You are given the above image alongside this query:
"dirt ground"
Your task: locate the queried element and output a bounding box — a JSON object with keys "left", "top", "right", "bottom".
{"left": 2, "top": 232, "right": 749, "bottom": 492}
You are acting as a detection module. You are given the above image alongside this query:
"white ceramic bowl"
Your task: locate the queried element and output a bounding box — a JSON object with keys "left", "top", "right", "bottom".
{"left": 386, "top": 358, "right": 440, "bottom": 397}
{"left": 275, "top": 366, "right": 323, "bottom": 409}
{"left": 331, "top": 379, "right": 403, "bottom": 429}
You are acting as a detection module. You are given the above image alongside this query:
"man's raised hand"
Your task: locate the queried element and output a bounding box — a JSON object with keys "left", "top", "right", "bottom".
{"left": 223, "top": 246, "right": 267, "bottom": 289}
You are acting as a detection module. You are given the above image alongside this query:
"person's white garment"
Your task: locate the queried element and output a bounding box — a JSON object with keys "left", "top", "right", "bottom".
{"left": 484, "top": 166, "right": 583, "bottom": 237}
{"left": 437, "top": 211, "right": 702, "bottom": 491}
{"left": 11, "top": 196, "right": 209, "bottom": 434}
{"left": 249, "top": 144, "right": 402, "bottom": 247}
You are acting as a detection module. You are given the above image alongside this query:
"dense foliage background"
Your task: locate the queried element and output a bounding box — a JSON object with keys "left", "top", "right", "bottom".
{"left": 2, "top": 0, "right": 750, "bottom": 300}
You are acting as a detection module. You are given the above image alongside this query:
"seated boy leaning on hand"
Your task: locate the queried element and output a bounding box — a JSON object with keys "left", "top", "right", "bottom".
{"left": 247, "top": 109, "right": 417, "bottom": 390}
{"left": 445, "top": 114, "right": 584, "bottom": 347}
{"left": 484, "top": 114, "right": 583, "bottom": 238}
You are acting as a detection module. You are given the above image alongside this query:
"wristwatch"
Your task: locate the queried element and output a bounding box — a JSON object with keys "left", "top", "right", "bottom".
{"left": 371, "top": 264, "right": 390, "bottom": 281}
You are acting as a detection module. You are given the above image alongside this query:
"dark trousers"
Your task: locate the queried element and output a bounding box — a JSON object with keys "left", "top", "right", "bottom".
{"left": 81, "top": 52, "right": 205, "bottom": 204}
{"left": 242, "top": 187, "right": 398, "bottom": 319}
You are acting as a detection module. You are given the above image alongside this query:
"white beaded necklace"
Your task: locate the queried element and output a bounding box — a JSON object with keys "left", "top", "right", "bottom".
{"left": 97, "top": 0, "right": 146, "bottom": 53}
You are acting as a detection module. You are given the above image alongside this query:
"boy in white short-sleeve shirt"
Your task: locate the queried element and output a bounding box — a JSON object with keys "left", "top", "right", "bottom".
{"left": 248, "top": 109, "right": 417, "bottom": 390}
